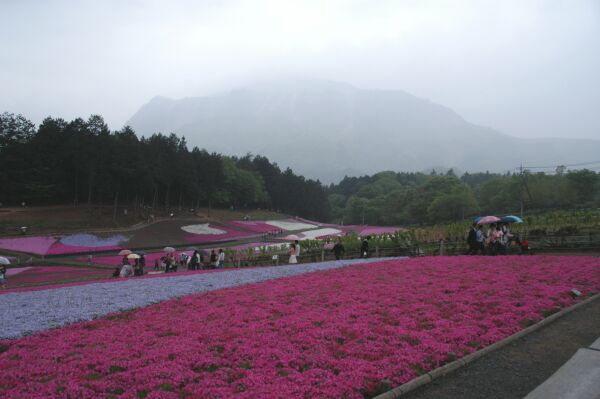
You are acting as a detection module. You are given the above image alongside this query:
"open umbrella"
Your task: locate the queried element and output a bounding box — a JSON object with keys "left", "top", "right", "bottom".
{"left": 285, "top": 234, "right": 300, "bottom": 241}
{"left": 477, "top": 216, "right": 501, "bottom": 225}
{"left": 163, "top": 246, "right": 175, "bottom": 253}
{"left": 118, "top": 249, "right": 132, "bottom": 256}
{"left": 127, "top": 253, "right": 141, "bottom": 260}
{"left": 501, "top": 215, "right": 524, "bottom": 224}
{"left": 0, "top": 256, "right": 11, "bottom": 265}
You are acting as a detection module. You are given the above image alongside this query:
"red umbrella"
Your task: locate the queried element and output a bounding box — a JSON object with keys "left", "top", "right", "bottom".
{"left": 477, "top": 216, "right": 501, "bottom": 224}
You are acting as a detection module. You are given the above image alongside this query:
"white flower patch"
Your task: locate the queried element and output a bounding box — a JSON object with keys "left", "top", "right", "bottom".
{"left": 299, "top": 228, "right": 342, "bottom": 240}
{"left": 266, "top": 220, "right": 317, "bottom": 231}
{"left": 181, "top": 224, "right": 227, "bottom": 235}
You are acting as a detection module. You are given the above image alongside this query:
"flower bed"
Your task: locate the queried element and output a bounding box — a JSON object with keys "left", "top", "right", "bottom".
{"left": 181, "top": 224, "right": 228, "bottom": 235}
{"left": 265, "top": 219, "right": 317, "bottom": 231}
{"left": 46, "top": 242, "right": 123, "bottom": 256}
{"left": 0, "top": 236, "right": 57, "bottom": 255}
{"left": 184, "top": 228, "right": 255, "bottom": 244}
{"left": 1, "top": 266, "right": 110, "bottom": 289}
{"left": 283, "top": 228, "right": 343, "bottom": 241}
{"left": 228, "top": 221, "right": 283, "bottom": 234}
{"left": 0, "top": 256, "right": 598, "bottom": 398}
{"left": 60, "top": 234, "right": 128, "bottom": 248}
{"left": 0, "top": 234, "right": 128, "bottom": 256}
{"left": 358, "top": 226, "right": 403, "bottom": 236}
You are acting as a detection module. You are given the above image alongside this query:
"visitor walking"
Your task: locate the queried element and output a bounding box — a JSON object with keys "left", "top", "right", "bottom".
{"left": 209, "top": 250, "right": 218, "bottom": 269}
{"left": 217, "top": 249, "right": 225, "bottom": 268}
{"left": 466, "top": 223, "right": 478, "bottom": 255}
{"left": 119, "top": 263, "right": 133, "bottom": 277}
{"left": 333, "top": 240, "right": 345, "bottom": 260}
{"left": 0, "top": 264, "right": 7, "bottom": 288}
{"left": 361, "top": 238, "right": 370, "bottom": 258}
{"left": 189, "top": 250, "right": 200, "bottom": 270}
{"left": 179, "top": 252, "right": 187, "bottom": 268}
{"left": 487, "top": 224, "right": 498, "bottom": 255}
{"left": 294, "top": 240, "right": 301, "bottom": 262}
{"left": 289, "top": 243, "right": 298, "bottom": 264}
{"left": 475, "top": 225, "right": 485, "bottom": 254}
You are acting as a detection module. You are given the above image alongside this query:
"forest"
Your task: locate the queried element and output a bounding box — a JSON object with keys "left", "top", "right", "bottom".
{"left": 2, "top": 111, "right": 599, "bottom": 226}
{"left": 328, "top": 168, "right": 599, "bottom": 225}
{"left": 0, "top": 113, "right": 329, "bottom": 221}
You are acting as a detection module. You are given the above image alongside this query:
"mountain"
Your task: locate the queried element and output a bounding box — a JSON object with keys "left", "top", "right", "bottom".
{"left": 127, "top": 79, "right": 600, "bottom": 183}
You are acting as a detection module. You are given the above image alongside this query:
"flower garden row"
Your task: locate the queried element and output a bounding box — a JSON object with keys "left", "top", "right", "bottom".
{"left": 1, "top": 255, "right": 598, "bottom": 398}
{"left": 0, "top": 219, "right": 402, "bottom": 256}
{"left": 1, "top": 266, "right": 111, "bottom": 290}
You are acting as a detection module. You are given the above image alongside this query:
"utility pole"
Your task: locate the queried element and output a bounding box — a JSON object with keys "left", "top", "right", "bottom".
{"left": 520, "top": 163, "right": 524, "bottom": 218}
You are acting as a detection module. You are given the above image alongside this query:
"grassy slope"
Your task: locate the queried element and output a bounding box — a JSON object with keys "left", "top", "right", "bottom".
{"left": 0, "top": 205, "right": 288, "bottom": 237}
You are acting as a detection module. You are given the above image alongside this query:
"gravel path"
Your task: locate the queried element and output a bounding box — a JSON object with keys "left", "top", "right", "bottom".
{"left": 402, "top": 295, "right": 600, "bottom": 399}
{"left": 1, "top": 257, "right": 404, "bottom": 339}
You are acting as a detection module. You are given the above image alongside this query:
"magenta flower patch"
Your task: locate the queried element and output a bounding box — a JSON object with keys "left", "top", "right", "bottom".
{"left": 0, "top": 236, "right": 57, "bottom": 255}
{"left": 0, "top": 256, "right": 598, "bottom": 398}
{"left": 228, "top": 221, "right": 282, "bottom": 234}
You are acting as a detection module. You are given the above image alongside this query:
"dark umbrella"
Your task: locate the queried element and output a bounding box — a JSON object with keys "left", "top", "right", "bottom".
{"left": 501, "top": 215, "right": 524, "bottom": 224}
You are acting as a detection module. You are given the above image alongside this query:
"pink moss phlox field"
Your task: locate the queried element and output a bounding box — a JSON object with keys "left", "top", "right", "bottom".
{"left": 0, "top": 236, "right": 58, "bottom": 255}
{"left": 1, "top": 256, "right": 599, "bottom": 398}
{"left": 358, "top": 226, "right": 402, "bottom": 236}
{"left": 228, "top": 221, "right": 282, "bottom": 234}
{"left": 46, "top": 242, "right": 123, "bottom": 255}
{"left": 2, "top": 266, "right": 110, "bottom": 289}
{"left": 184, "top": 228, "right": 255, "bottom": 244}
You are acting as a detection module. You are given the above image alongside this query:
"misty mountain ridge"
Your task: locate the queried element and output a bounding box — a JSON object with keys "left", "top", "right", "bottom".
{"left": 127, "top": 79, "right": 600, "bottom": 183}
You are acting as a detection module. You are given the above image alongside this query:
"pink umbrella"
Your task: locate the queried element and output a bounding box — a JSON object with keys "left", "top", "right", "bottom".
{"left": 477, "top": 216, "right": 501, "bottom": 224}
{"left": 118, "top": 249, "right": 132, "bottom": 256}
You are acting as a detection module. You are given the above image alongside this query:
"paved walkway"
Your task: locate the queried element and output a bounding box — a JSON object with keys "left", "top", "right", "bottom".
{"left": 402, "top": 295, "right": 600, "bottom": 399}
{"left": 524, "top": 337, "right": 600, "bottom": 399}
{"left": 1, "top": 257, "right": 405, "bottom": 339}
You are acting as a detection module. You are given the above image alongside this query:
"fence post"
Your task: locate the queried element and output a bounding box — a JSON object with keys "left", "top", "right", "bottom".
{"left": 439, "top": 239, "right": 445, "bottom": 256}
{"left": 375, "top": 245, "right": 379, "bottom": 257}
{"left": 321, "top": 248, "right": 324, "bottom": 262}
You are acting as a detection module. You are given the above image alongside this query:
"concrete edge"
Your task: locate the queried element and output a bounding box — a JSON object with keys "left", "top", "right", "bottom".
{"left": 373, "top": 292, "right": 600, "bottom": 399}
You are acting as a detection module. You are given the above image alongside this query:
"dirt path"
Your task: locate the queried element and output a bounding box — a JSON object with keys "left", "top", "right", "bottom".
{"left": 402, "top": 296, "right": 600, "bottom": 399}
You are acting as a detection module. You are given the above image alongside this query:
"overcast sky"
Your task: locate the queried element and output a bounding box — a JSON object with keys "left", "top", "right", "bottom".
{"left": 1, "top": 0, "right": 599, "bottom": 139}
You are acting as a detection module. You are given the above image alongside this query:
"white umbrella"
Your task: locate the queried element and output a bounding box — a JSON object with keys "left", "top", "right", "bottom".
{"left": 0, "top": 256, "right": 11, "bottom": 265}
{"left": 164, "top": 247, "right": 175, "bottom": 253}
{"left": 127, "top": 253, "right": 141, "bottom": 259}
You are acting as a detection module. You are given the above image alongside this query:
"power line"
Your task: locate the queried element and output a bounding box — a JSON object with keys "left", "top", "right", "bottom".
{"left": 519, "top": 160, "right": 600, "bottom": 170}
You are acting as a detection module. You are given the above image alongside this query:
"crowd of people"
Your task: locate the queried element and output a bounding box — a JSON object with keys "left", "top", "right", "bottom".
{"left": 113, "top": 248, "right": 228, "bottom": 278}
{"left": 112, "top": 235, "right": 373, "bottom": 277}
{"left": 466, "top": 223, "right": 529, "bottom": 255}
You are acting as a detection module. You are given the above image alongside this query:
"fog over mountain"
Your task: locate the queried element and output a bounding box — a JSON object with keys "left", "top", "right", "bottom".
{"left": 128, "top": 79, "right": 600, "bottom": 183}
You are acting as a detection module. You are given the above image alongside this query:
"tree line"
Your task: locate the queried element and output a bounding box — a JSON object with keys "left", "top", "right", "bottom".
{"left": 327, "top": 168, "right": 600, "bottom": 225}
{"left": 0, "top": 113, "right": 330, "bottom": 221}
{"left": 3, "top": 111, "right": 598, "bottom": 227}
